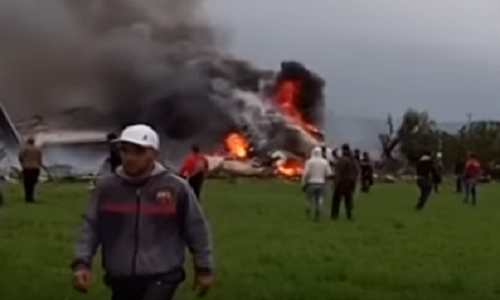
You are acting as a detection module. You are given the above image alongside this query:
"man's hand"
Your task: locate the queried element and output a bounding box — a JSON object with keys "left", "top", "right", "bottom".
{"left": 193, "top": 273, "right": 215, "bottom": 297}
{"left": 72, "top": 267, "right": 92, "bottom": 293}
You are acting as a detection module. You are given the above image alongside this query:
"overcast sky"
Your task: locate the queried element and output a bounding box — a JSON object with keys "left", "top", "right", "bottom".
{"left": 207, "top": 0, "right": 500, "bottom": 122}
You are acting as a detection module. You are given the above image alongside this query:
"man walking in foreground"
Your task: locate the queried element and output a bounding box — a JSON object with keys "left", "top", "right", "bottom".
{"left": 415, "top": 152, "right": 437, "bottom": 210}
{"left": 18, "top": 137, "right": 43, "bottom": 203}
{"left": 463, "top": 152, "right": 481, "bottom": 206}
{"left": 331, "top": 144, "right": 359, "bottom": 220}
{"left": 71, "top": 124, "right": 215, "bottom": 300}
{"left": 179, "top": 145, "right": 208, "bottom": 200}
{"left": 301, "top": 147, "right": 332, "bottom": 220}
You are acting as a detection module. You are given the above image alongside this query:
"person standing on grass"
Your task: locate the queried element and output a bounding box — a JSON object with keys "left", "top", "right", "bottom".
{"left": 331, "top": 144, "right": 359, "bottom": 220}
{"left": 18, "top": 137, "right": 43, "bottom": 203}
{"left": 463, "top": 152, "right": 481, "bottom": 205}
{"left": 71, "top": 124, "right": 215, "bottom": 300}
{"left": 301, "top": 147, "right": 332, "bottom": 220}
{"left": 90, "top": 133, "right": 122, "bottom": 190}
{"left": 359, "top": 152, "right": 374, "bottom": 193}
{"left": 179, "top": 145, "right": 208, "bottom": 200}
{"left": 415, "top": 152, "right": 438, "bottom": 210}
{"left": 454, "top": 158, "right": 466, "bottom": 193}
{"left": 432, "top": 156, "right": 443, "bottom": 193}
{"left": 353, "top": 148, "right": 361, "bottom": 163}
{"left": 107, "top": 133, "right": 122, "bottom": 173}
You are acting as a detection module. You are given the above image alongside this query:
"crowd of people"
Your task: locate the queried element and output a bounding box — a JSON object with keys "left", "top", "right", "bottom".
{"left": 300, "top": 143, "right": 483, "bottom": 221}
{"left": 301, "top": 143, "right": 374, "bottom": 221}
{"left": 414, "top": 151, "right": 481, "bottom": 209}
{"left": 7, "top": 123, "right": 484, "bottom": 300}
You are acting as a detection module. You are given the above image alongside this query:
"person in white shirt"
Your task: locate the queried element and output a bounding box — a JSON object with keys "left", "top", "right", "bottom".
{"left": 301, "top": 147, "right": 332, "bottom": 220}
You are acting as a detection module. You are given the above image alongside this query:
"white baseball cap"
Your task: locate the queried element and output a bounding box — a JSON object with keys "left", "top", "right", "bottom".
{"left": 115, "top": 124, "right": 159, "bottom": 150}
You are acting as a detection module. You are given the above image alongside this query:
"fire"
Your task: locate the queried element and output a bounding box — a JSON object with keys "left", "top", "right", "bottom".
{"left": 217, "top": 78, "right": 319, "bottom": 177}
{"left": 274, "top": 80, "right": 319, "bottom": 136}
{"left": 223, "top": 132, "right": 250, "bottom": 159}
{"left": 276, "top": 157, "right": 304, "bottom": 177}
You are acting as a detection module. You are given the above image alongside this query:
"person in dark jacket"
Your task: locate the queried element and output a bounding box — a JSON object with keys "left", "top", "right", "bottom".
{"left": 359, "top": 152, "right": 374, "bottom": 193}
{"left": 71, "top": 124, "right": 215, "bottom": 300}
{"left": 432, "top": 156, "right": 443, "bottom": 193}
{"left": 18, "top": 137, "right": 43, "bottom": 203}
{"left": 107, "top": 133, "right": 122, "bottom": 173}
{"left": 353, "top": 148, "right": 361, "bottom": 164}
{"left": 415, "top": 152, "right": 438, "bottom": 210}
{"left": 454, "top": 159, "right": 465, "bottom": 193}
{"left": 331, "top": 144, "right": 360, "bottom": 220}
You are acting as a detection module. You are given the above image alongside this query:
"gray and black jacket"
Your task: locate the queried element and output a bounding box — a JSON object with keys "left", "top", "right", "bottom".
{"left": 71, "top": 163, "right": 214, "bottom": 279}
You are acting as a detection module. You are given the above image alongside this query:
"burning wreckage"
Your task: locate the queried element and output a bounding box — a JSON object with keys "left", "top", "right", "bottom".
{"left": 205, "top": 60, "right": 325, "bottom": 179}
{"left": 0, "top": 59, "right": 325, "bottom": 179}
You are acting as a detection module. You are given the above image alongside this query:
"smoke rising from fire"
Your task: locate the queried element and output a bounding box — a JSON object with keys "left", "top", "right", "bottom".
{"left": 0, "top": 0, "right": 229, "bottom": 136}
{"left": 0, "top": 0, "right": 325, "bottom": 164}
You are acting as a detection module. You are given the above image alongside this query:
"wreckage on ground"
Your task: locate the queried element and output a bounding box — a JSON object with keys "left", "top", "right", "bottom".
{"left": 0, "top": 107, "right": 109, "bottom": 179}
{"left": 0, "top": 59, "right": 326, "bottom": 180}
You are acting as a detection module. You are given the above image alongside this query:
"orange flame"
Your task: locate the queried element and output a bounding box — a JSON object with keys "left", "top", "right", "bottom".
{"left": 223, "top": 132, "right": 250, "bottom": 159}
{"left": 274, "top": 80, "right": 319, "bottom": 137}
{"left": 276, "top": 158, "right": 304, "bottom": 177}
{"left": 217, "top": 78, "right": 320, "bottom": 177}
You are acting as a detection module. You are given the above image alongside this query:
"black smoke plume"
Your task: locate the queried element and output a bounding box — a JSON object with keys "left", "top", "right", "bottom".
{"left": 0, "top": 0, "right": 325, "bottom": 160}
{"left": 274, "top": 61, "right": 325, "bottom": 129}
{"left": 0, "top": 0, "right": 228, "bottom": 137}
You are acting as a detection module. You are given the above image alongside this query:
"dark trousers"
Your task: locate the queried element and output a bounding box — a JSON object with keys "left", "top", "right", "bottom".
{"left": 415, "top": 177, "right": 433, "bottom": 210}
{"left": 361, "top": 176, "right": 373, "bottom": 193}
{"left": 188, "top": 173, "right": 205, "bottom": 200}
{"left": 331, "top": 181, "right": 355, "bottom": 219}
{"left": 456, "top": 175, "right": 463, "bottom": 193}
{"left": 22, "top": 168, "right": 40, "bottom": 203}
{"left": 433, "top": 175, "right": 441, "bottom": 193}
{"left": 108, "top": 275, "right": 180, "bottom": 300}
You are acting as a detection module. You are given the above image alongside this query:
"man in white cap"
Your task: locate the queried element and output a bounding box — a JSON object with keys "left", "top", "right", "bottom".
{"left": 71, "top": 124, "right": 215, "bottom": 300}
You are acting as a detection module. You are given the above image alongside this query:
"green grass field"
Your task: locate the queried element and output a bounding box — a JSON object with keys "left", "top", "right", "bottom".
{"left": 1, "top": 180, "right": 500, "bottom": 300}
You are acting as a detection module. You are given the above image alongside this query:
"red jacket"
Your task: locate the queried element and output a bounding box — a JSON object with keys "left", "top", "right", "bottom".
{"left": 179, "top": 153, "right": 208, "bottom": 178}
{"left": 464, "top": 158, "right": 481, "bottom": 179}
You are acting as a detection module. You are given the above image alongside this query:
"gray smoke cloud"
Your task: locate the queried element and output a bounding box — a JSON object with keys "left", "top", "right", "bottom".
{"left": 0, "top": 0, "right": 235, "bottom": 142}
{"left": 0, "top": 0, "right": 326, "bottom": 174}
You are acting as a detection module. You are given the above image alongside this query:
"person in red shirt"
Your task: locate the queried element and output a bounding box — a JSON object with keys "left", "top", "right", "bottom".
{"left": 179, "top": 145, "right": 208, "bottom": 200}
{"left": 463, "top": 152, "right": 481, "bottom": 205}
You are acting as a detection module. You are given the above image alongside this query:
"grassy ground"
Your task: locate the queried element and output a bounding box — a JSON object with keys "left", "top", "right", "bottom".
{"left": 1, "top": 180, "right": 500, "bottom": 300}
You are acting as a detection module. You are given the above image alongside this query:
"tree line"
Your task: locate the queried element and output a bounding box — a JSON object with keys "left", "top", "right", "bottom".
{"left": 377, "top": 109, "right": 500, "bottom": 173}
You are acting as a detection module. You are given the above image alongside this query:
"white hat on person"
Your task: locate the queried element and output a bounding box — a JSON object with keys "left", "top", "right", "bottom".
{"left": 115, "top": 124, "right": 159, "bottom": 150}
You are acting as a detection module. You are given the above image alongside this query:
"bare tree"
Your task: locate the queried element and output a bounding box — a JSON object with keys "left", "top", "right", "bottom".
{"left": 378, "top": 114, "right": 400, "bottom": 171}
